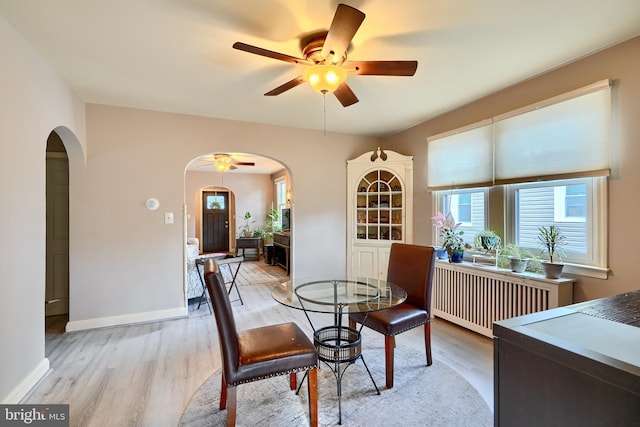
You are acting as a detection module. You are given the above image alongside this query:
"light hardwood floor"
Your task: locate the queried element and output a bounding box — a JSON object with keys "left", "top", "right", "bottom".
{"left": 33, "top": 261, "right": 493, "bottom": 426}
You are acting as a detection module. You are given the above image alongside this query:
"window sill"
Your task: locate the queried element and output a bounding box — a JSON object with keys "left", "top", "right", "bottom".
{"left": 449, "top": 255, "right": 608, "bottom": 280}
{"left": 562, "top": 263, "right": 609, "bottom": 280}
{"left": 436, "top": 258, "right": 576, "bottom": 284}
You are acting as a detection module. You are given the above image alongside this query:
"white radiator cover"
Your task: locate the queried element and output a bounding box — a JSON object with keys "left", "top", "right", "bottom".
{"left": 432, "top": 261, "right": 574, "bottom": 338}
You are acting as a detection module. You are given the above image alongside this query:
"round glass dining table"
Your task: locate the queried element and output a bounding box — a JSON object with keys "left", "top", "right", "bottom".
{"left": 271, "top": 277, "right": 407, "bottom": 424}
{"left": 271, "top": 276, "right": 407, "bottom": 317}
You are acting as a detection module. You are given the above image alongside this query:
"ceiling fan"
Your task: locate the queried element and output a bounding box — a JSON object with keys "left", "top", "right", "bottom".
{"left": 197, "top": 153, "right": 255, "bottom": 172}
{"left": 232, "top": 3, "right": 418, "bottom": 107}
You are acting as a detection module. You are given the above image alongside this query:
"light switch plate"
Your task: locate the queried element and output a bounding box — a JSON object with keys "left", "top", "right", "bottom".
{"left": 164, "top": 212, "right": 174, "bottom": 224}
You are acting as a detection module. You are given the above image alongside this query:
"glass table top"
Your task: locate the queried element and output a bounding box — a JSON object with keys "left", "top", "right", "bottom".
{"left": 271, "top": 277, "right": 407, "bottom": 314}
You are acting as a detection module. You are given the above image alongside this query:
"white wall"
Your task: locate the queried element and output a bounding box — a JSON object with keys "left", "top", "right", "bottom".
{"left": 66, "top": 104, "right": 376, "bottom": 330}
{"left": 0, "top": 15, "right": 85, "bottom": 402}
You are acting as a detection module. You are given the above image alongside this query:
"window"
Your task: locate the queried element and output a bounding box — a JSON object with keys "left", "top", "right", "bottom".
{"left": 275, "top": 178, "right": 287, "bottom": 210}
{"left": 435, "top": 189, "right": 487, "bottom": 246}
{"left": 206, "top": 195, "right": 225, "bottom": 210}
{"left": 452, "top": 193, "right": 472, "bottom": 224}
{"left": 506, "top": 177, "right": 607, "bottom": 272}
{"left": 432, "top": 177, "right": 607, "bottom": 277}
{"left": 554, "top": 184, "right": 586, "bottom": 221}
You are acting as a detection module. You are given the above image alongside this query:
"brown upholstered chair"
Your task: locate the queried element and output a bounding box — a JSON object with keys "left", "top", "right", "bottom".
{"left": 204, "top": 259, "right": 319, "bottom": 427}
{"left": 349, "top": 243, "right": 436, "bottom": 389}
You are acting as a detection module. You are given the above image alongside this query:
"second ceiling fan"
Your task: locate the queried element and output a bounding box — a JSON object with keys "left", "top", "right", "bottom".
{"left": 232, "top": 3, "right": 418, "bottom": 107}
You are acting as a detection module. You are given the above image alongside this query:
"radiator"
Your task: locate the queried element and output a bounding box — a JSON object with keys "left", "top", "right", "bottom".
{"left": 432, "top": 261, "right": 574, "bottom": 338}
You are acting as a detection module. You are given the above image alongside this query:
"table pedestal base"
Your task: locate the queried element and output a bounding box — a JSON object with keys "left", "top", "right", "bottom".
{"left": 297, "top": 325, "right": 380, "bottom": 425}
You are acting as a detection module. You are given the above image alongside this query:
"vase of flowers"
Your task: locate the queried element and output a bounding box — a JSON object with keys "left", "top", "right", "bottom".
{"left": 432, "top": 212, "right": 471, "bottom": 263}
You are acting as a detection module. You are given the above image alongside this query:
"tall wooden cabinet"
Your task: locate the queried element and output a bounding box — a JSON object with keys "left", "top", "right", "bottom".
{"left": 347, "top": 149, "right": 413, "bottom": 279}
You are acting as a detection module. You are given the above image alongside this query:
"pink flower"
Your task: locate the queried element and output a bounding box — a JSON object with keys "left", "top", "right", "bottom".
{"left": 431, "top": 212, "right": 460, "bottom": 231}
{"left": 432, "top": 212, "right": 464, "bottom": 250}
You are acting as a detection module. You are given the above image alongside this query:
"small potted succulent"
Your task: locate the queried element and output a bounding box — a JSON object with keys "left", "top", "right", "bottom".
{"left": 537, "top": 225, "right": 567, "bottom": 279}
{"left": 473, "top": 229, "right": 502, "bottom": 252}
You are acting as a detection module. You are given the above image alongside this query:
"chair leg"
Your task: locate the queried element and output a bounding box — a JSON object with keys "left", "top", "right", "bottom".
{"left": 225, "top": 386, "right": 237, "bottom": 427}
{"left": 307, "top": 368, "right": 318, "bottom": 427}
{"left": 290, "top": 372, "right": 297, "bottom": 390}
{"left": 220, "top": 374, "right": 227, "bottom": 410}
{"left": 348, "top": 319, "right": 356, "bottom": 329}
{"left": 424, "top": 322, "right": 433, "bottom": 366}
{"left": 384, "top": 335, "right": 396, "bottom": 389}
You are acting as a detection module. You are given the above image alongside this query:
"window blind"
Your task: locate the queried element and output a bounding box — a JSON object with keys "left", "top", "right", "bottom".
{"left": 427, "top": 120, "right": 493, "bottom": 189}
{"left": 427, "top": 80, "right": 611, "bottom": 191}
{"left": 493, "top": 81, "right": 611, "bottom": 184}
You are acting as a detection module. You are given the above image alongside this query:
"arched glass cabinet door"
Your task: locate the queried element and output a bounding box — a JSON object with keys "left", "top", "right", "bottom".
{"left": 355, "top": 169, "right": 403, "bottom": 242}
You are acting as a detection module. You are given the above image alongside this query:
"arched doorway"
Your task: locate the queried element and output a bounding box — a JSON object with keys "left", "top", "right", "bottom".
{"left": 45, "top": 131, "right": 69, "bottom": 333}
{"left": 184, "top": 152, "right": 292, "bottom": 303}
{"left": 44, "top": 126, "right": 83, "bottom": 335}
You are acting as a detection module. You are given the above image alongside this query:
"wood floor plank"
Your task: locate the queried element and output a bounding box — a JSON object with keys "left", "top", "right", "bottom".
{"left": 29, "top": 260, "right": 493, "bottom": 426}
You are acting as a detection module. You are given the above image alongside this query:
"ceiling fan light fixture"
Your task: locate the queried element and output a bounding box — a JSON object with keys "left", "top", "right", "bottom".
{"left": 303, "top": 64, "right": 347, "bottom": 94}
{"left": 214, "top": 156, "right": 232, "bottom": 172}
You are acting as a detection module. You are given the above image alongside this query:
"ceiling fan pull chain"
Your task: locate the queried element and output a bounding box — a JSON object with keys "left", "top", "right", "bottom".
{"left": 323, "top": 92, "right": 327, "bottom": 136}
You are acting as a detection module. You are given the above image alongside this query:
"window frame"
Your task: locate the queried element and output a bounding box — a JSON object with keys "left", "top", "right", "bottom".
{"left": 504, "top": 177, "right": 608, "bottom": 278}
{"left": 275, "top": 178, "right": 287, "bottom": 211}
{"left": 432, "top": 177, "right": 608, "bottom": 279}
{"left": 433, "top": 188, "right": 489, "bottom": 246}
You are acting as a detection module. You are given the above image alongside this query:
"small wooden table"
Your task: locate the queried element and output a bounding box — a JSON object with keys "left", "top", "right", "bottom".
{"left": 235, "top": 237, "right": 262, "bottom": 260}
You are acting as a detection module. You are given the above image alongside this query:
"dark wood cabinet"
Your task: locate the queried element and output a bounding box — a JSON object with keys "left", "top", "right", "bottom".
{"left": 273, "top": 232, "right": 290, "bottom": 275}
{"left": 493, "top": 290, "right": 640, "bottom": 427}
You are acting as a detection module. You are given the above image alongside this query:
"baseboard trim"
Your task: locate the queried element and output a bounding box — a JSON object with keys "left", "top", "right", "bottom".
{"left": 65, "top": 307, "right": 187, "bottom": 332}
{"left": 2, "top": 358, "right": 50, "bottom": 404}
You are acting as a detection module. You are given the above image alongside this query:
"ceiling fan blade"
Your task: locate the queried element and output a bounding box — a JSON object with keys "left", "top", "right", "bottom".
{"left": 233, "top": 42, "right": 312, "bottom": 65}
{"left": 264, "top": 76, "right": 306, "bottom": 96}
{"left": 344, "top": 60, "right": 418, "bottom": 76}
{"left": 321, "top": 4, "right": 365, "bottom": 61}
{"left": 233, "top": 162, "right": 255, "bottom": 166}
{"left": 334, "top": 82, "right": 359, "bottom": 107}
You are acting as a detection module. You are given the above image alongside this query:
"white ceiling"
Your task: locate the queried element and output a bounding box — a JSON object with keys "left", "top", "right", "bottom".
{"left": 2, "top": 1, "right": 639, "bottom": 141}
{"left": 187, "top": 152, "right": 284, "bottom": 174}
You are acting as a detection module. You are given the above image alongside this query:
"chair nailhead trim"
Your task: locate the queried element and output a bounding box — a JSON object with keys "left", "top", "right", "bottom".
{"left": 228, "top": 364, "right": 319, "bottom": 387}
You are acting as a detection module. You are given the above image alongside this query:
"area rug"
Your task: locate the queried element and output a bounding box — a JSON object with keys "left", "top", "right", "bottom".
{"left": 180, "top": 345, "right": 492, "bottom": 426}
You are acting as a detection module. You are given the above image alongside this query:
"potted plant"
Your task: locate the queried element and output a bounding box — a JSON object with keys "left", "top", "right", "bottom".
{"left": 473, "top": 229, "right": 502, "bottom": 252}
{"left": 537, "top": 225, "right": 567, "bottom": 279}
{"left": 237, "top": 211, "right": 256, "bottom": 238}
{"left": 262, "top": 204, "right": 282, "bottom": 244}
{"left": 498, "top": 243, "right": 537, "bottom": 273}
{"left": 432, "top": 212, "right": 471, "bottom": 262}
